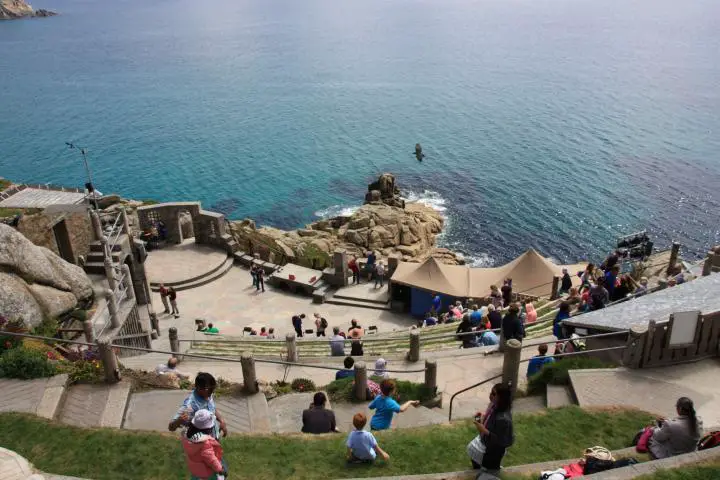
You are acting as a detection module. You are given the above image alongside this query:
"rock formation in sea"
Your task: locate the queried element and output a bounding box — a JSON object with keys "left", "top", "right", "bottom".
{"left": 0, "top": 0, "right": 56, "bottom": 19}
{"left": 0, "top": 224, "right": 93, "bottom": 328}
{"left": 228, "top": 173, "right": 463, "bottom": 268}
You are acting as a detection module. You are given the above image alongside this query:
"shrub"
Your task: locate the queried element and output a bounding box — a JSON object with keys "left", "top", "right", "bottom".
{"left": 0, "top": 178, "right": 11, "bottom": 192}
{"left": 31, "top": 317, "right": 59, "bottom": 339}
{"left": 58, "top": 359, "right": 104, "bottom": 384}
{"left": 0, "top": 315, "right": 23, "bottom": 353}
{"left": 291, "top": 378, "right": 316, "bottom": 392}
{"left": 528, "top": 356, "right": 614, "bottom": 394}
{"left": 70, "top": 309, "right": 88, "bottom": 321}
{"left": 326, "top": 377, "right": 436, "bottom": 404}
{"left": 0, "top": 346, "right": 57, "bottom": 379}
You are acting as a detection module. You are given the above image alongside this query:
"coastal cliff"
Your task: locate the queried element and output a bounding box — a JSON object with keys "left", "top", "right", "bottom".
{"left": 0, "top": 0, "right": 56, "bottom": 19}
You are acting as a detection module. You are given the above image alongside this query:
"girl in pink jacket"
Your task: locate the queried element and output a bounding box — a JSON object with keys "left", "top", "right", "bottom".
{"left": 182, "top": 409, "right": 227, "bottom": 480}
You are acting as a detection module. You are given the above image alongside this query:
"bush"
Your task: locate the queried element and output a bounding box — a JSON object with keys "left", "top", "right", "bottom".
{"left": 31, "top": 317, "right": 59, "bottom": 339}
{"left": 58, "top": 359, "right": 104, "bottom": 384}
{"left": 528, "top": 356, "right": 614, "bottom": 394}
{"left": 0, "top": 346, "right": 57, "bottom": 379}
{"left": 291, "top": 378, "right": 316, "bottom": 392}
{"left": 0, "top": 315, "right": 24, "bottom": 353}
{"left": 69, "top": 309, "right": 88, "bottom": 321}
{"left": 325, "top": 377, "right": 436, "bottom": 404}
{"left": 0, "top": 178, "right": 11, "bottom": 192}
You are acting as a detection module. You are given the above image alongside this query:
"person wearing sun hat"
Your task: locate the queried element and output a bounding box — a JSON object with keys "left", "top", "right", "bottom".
{"left": 182, "top": 409, "right": 228, "bottom": 480}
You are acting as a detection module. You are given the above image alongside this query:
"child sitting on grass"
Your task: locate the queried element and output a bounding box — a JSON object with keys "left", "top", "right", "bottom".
{"left": 346, "top": 413, "right": 390, "bottom": 463}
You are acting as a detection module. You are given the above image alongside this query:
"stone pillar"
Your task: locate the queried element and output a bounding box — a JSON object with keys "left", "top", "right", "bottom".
{"left": 353, "top": 361, "right": 368, "bottom": 401}
{"left": 285, "top": 333, "right": 298, "bottom": 362}
{"left": 501, "top": 339, "right": 522, "bottom": 396}
{"left": 83, "top": 320, "right": 95, "bottom": 343}
{"left": 498, "top": 326, "right": 506, "bottom": 353}
{"left": 387, "top": 253, "right": 401, "bottom": 278}
{"left": 623, "top": 324, "right": 648, "bottom": 369}
{"left": 407, "top": 330, "right": 421, "bottom": 362}
{"left": 550, "top": 275, "right": 561, "bottom": 300}
{"left": 90, "top": 211, "right": 103, "bottom": 241}
{"left": 424, "top": 359, "right": 437, "bottom": 393}
{"left": 241, "top": 353, "right": 259, "bottom": 394}
{"left": 702, "top": 251, "right": 714, "bottom": 277}
{"left": 121, "top": 264, "right": 134, "bottom": 301}
{"left": 150, "top": 312, "right": 160, "bottom": 338}
{"left": 103, "top": 256, "right": 117, "bottom": 292}
{"left": 105, "top": 289, "right": 120, "bottom": 329}
{"left": 100, "top": 236, "right": 111, "bottom": 261}
{"left": 169, "top": 327, "right": 181, "bottom": 360}
{"left": 333, "top": 249, "right": 349, "bottom": 286}
{"left": 121, "top": 207, "right": 131, "bottom": 234}
{"left": 667, "top": 242, "right": 681, "bottom": 275}
{"left": 98, "top": 340, "right": 120, "bottom": 383}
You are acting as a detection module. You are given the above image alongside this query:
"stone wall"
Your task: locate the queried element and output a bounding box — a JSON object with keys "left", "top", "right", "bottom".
{"left": 137, "top": 202, "right": 202, "bottom": 244}
{"left": 16, "top": 206, "right": 93, "bottom": 265}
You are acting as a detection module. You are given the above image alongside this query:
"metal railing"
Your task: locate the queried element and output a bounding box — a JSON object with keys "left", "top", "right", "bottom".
{"left": 447, "top": 345, "right": 628, "bottom": 421}
{"left": 106, "top": 211, "right": 124, "bottom": 251}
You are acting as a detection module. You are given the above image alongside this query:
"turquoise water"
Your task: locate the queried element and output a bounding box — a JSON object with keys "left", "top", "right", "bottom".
{"left": 1, "top": 0, "right": 719, "bottom": 265}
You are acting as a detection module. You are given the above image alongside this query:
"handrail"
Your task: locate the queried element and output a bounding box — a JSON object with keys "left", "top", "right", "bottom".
{"left": 518, "top": 330, "right": 628, "bottom": 350}
{"left": 447, "top": 345, "right": 627, "bottom": 421}
{"left": 0, "top": 331, "right": 428, "bottom": 374}
{"left": 107, "top": 212, "right": 124, "bottom": 250}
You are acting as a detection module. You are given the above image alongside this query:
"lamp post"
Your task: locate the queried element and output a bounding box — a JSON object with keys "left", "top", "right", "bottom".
{"left": 66, "top": 142, "right": 100, "bottom": 210}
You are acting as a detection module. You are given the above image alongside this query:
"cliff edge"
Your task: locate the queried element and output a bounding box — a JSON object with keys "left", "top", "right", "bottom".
{"left": 0, "top": 0, "right": 56, "bottom": 19}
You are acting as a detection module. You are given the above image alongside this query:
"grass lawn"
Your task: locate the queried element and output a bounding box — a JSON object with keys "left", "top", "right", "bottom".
{"left": 0, "top": 407, "right": 653, "bottom": 480}
{"left": 635, "top": 456, "right": 720, "bottom": 479}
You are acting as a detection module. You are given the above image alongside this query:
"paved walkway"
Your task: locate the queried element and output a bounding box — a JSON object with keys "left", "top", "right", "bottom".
{"left": 144, "top": 240, "right": 228, "bottom": 285}
{"left": 0, "top": 188, "right": 85, "bottom": 208}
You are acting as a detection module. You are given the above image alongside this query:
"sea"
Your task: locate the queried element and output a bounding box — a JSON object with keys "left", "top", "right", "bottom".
{"left": 1, "top": 0, "right": 719, "bottom": 266}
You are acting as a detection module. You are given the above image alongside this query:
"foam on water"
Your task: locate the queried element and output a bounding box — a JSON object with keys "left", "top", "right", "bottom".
{"left": 314, "top": 204, "right": 361, "bottom": 219}
{"left": 402, "top": 189, "right": 447, "bottom": 213}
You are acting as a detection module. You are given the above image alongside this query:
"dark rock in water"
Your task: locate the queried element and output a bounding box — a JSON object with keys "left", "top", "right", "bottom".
{"left": 209, "top": 198, "right": 241, "bottom": 217}
{"left": 364, "top": 173, "right": 405, "bottom": 209}
{"left": 34, "top": 9, "right": 56, "bottom": 17}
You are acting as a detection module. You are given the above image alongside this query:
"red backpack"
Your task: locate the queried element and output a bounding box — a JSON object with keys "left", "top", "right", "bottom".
{"left": 698, "top": 431, "right": 720, "bottom": 450}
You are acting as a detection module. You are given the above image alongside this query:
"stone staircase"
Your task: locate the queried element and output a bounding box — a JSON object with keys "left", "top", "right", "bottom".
{"left": 149, "top": 254, "right": 234, "bottom": 292}
{"left": 82, "top": 240, "right": 122, "bottom": 276}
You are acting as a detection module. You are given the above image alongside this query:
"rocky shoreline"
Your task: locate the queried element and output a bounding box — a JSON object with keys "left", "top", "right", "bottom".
{"left": 1, "top": 173, "right": 463, "bottom": 268}
{"left": 0, "top": 0, "right": 56, "bottom": 20}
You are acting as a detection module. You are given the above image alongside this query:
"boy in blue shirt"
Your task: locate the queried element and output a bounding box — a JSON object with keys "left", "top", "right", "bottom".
{"left": 369, "top": 380, "right": 420, "bottom": 430}
{"left": 346, "top": 413, "right": 389, "bottom": 463}
{"left": 526, "top": 344, "right": 555, "bottom": 378}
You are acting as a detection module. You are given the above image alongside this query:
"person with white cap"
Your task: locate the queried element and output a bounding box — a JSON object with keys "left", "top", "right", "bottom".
{"left": 373, "top": 358, "right": 390, "bottom": 380}
{"left": 182, "top": 409, "right": 228, "bottom": 480}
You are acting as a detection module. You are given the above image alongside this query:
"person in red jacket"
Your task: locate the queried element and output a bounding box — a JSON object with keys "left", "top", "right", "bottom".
{"left": 182, "top": 409, "right": 227, "bottom": 480}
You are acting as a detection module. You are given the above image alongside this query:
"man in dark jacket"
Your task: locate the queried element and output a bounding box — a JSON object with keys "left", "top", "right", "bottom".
{"left": 301, "top": 392, "right": 337, "bottom": 434}
{"left": 292, "top": 314, "right": 305, "bottom": 337}
{"left": 502, "top": 304, "right": 523, "bottom": 342}
{"left": 500, "top": 279, "right": 513, "bottom": 307}
{"left": 487, "top": 305, "right": 503, "bottom": 330}
{"left": 560, "top": 268, "right": 573, "bottom": 295}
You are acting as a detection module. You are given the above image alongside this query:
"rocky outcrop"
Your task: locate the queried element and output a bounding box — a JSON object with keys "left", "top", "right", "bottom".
{"left": 0, "top": 0, "right": 56, "bottom": 19}
{"left": 0, "top": 224, "right": 92, "bottom": 327}
{"left": 229, "top": 174, "right": 463, "bottom": 267}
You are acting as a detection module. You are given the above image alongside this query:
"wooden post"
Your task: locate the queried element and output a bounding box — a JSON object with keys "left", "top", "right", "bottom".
{"left": 550, "top": 275, "right": 561, "bottom": 300}
{"left": 667, "top": 242, "right": 681, "bottom": 275}
{"left": 407, "top": 330, "right": 421, "bottom": 362}
{"left": 241, "top": 353, "right": 259, "bottom": 394}
{"left": 105, "top": 290, "right": 120, "bottom": 329}
{"left": 150, "top": 312, "right": 160, "bottom": 339}
{"left": 286, "top": 332, "right": 298, "bottom": 362}
{"left": 98, "top": 340, "right": 120, "bottom": 383}
{"left": 702, "top": 251, "right": 714, "bottom": 277}
{"left": 623, "top": 324, "right": 648, "bottom": 369}
{"left": 121, "top": 207, "right": 131, "bottom": 234}
{"left": 424, "top": 359, "right": 437, "bottom": 393}
{"left": 83, "top": 320, "right": 95, "bottom": 343}
{"left": 353, "top": 361, "right": 368, "bottom": 401}
{"left": 169, "top": 327, "right": 181, "bottom": 360}
{"left": 498, "top": 325, "right": 506, "bottom": 353}
{"left": 501, "top": 339, "right": 522, "bottom": 396}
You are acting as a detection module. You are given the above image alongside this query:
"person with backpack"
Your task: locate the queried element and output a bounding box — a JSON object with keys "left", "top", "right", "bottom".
{"left": 589, "top": 278, "right": 609, "bottom": 311}
{"left": 648, "top": 397, "right": 703, "bottom": 459}
{"left": 314, "top": 313, "right": 328, "bottom": 337}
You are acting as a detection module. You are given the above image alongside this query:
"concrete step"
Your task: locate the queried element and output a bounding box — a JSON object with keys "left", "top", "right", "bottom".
{"left": 58, "top": 382, "right": 131, "bottom": 428}
{"left": 332, "top": 292, "right": 390, "bottom": 306}
{"left": 150, "top": 255, "right": 234, "bottom": 292}
{"left": 86, "top": 251, "right": 121, "bottom": 263}
{"left": 0, "top": 374, "right": 69, "bottom": 420}
{"left": 324, "top": 297, "right": 391, "bottom": 311}
{"left": 89, "top": 241, "right": 122, "bottom": 253}
{"left": 150, "top": 254, "right": 232, "bottom": 289}
{"left": 545, "top": 384, "right": 574, "bottom": 409}
{"left": 83, "top": 260, "right": 120, "bottom": 276}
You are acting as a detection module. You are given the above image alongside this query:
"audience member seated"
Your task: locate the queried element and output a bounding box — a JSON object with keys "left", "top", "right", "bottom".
{"left": 373, "top": 358, "right": 389, "bottom": 380}
{"left": 203, "top": 323, "right": 220, "bottom": 334}
{"left": 476, "top": 324, "right": 499, "bottom": 346}
{"left": 456, "top": 314, "right": 475, "bottom": 349}
{"left": 469, "top": 304, "right": 483, "bottom": 327}
{"left": 501, "top": 304, "right": 523, "bottom": 342}
{"left": 450, "top": 301, "right": 463, "bottom": 318}
{"left": 634, "top": 277, "right": 649, "bottom": 297}
{"left": 259, "top": 327, "right": 268, "bottom": 337}
{"left": 559, "top": 268, "right": 573, "bottom": 295}
{"left": 249, "top": 329, "right": 258, "bottom": 336}
{"left": 267, "top": 328, "right": 276, "bottom": 339}
{"left": 648, "top": 397, "right": 702, "bottom": 460}
{"left": 487, "top": 304, "right": 502, "bottom": 330}
{"left": 302, "top": 392, "right": 337, "bottom": 434}
{"left": 566, "top": 287, "right": 582, "bottom": 308}
{"left": 369, "top": 380, "right": 420, "bottom": 431}
{"left": 524, "top": 303, "right": 537, "bottom": 324}
{"left": 155, "top": 356, "right": 188, "bottom": 380}
{"left": 526, "top": 344, "right": 555, "bottom": 377}
{"left": 336, "top": 357, "right": 356, "bottom": 380}
{"left": 553, "top": 302, "right": 571, "bottom": 339}
{"left": 423, "top": 312, "right": 438, "bottom": 327}
{"left": 350, "top": 338, "right": 364, "bottom": 356}
{"left": 347, "top": 413, "right": 389, "bottom": 463}
{"left": 330, "top": 327, "right": 346, "bottom": 356}
{"left": 349, "top": 319, "right": 365, "bottom": 339}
